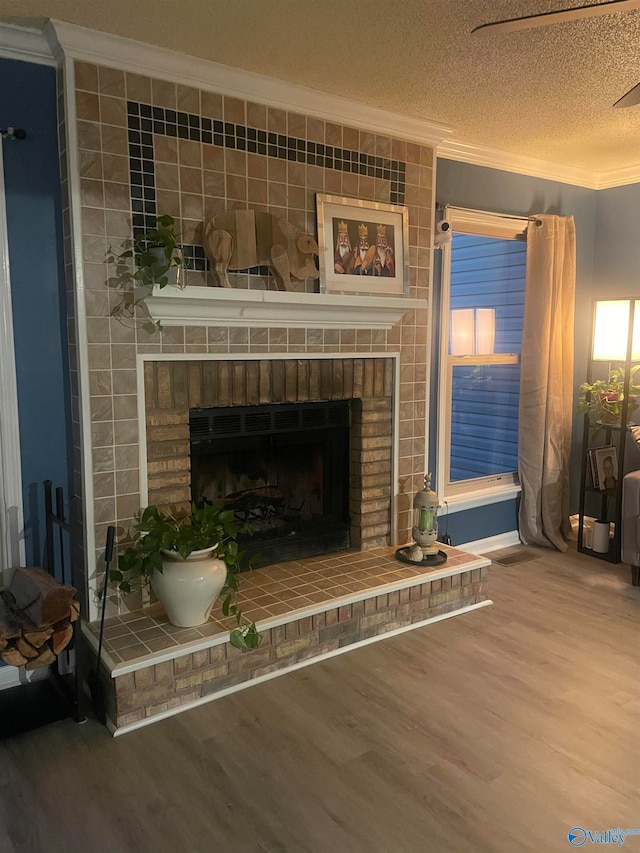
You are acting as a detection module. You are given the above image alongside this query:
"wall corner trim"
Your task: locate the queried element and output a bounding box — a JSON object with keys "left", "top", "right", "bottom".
{"left": 0, "top": 22, "right": 56, "bottom": 66}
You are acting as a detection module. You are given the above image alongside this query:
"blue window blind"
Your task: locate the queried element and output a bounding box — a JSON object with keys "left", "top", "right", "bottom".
{"left": 449, "top": 233, "right": 526, "bottom": 483}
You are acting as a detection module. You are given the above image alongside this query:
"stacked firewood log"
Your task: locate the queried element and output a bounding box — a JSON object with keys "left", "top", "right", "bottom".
{"left": 0, "top": 567, "right": 79, "bottom": 670}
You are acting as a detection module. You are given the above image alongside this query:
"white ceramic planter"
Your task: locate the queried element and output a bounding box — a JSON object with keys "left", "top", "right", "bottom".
{"left": 151, "top": 546, "right": 227, "bottom": 627}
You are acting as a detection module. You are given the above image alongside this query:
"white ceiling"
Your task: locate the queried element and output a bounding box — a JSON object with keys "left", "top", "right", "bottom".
{"left": 2, "top": 0, "right": 640, "bottom": 180}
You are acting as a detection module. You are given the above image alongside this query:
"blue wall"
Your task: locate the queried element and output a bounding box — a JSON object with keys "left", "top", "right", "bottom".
{"left": 441, "top": 499, "right": 519, "bottom": 549}
{"left": 433, "top": 159, "right": 601, "bottom": 545}
{"left": 593, "top": 183, "right": 640, "bottom": 297}
{"left": 1, "top": 58, "right": 72, "bottom": 565}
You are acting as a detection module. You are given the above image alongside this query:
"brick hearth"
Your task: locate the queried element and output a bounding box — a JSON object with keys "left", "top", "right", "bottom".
{"left": 84, "top": 544, "right": 491, "bottom": 735}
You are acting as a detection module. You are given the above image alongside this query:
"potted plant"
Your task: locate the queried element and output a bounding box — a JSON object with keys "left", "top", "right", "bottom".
{"left": 110, "top": 503, "right": 260, "bottom": 650}
{"left": 577, "top": 364, "right": 640, "bottom": 432}
{"left": 106, "top": 214, "right": 185, "bottom": 331}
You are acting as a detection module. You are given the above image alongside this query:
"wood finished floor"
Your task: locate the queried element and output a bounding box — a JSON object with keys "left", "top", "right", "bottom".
{"left": 1, "top": 544, "right": 638, "bottom": 853}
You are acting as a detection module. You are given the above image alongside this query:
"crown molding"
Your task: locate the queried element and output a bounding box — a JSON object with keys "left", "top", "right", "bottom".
{"left": 0, "top": 22, "right": 55, "bottom": 65}
{"left": 3, "top": 20, "right": 637, "bottom": 189}
{"left": 47, "top": 20, "right": 452, "bottom": 148}
{"left": 437, "top": 138, "right": 599, "bottom": 189}
{"left": 438, "top": 138, "right": 640, "bottom": 191}
{"left": 592, "top": 163, "right": 640, "bottom": 190}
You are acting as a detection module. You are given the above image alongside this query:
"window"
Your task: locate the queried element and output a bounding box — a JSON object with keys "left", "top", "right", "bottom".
{"left": 436, "top": 209, "right": 527, "bottom": 501}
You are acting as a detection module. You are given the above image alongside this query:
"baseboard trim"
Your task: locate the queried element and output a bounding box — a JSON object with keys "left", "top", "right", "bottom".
{"left": 458, "top": 531, "right": 521, "bottom": 555}
{"left": 0, "top": 664, "right": 50, "bottom": 690}
{"left": 0, "top": 665, "right": 19, "bottom": 689}
{"left": 108, "top": 599, "right": 493, "bottom": 736}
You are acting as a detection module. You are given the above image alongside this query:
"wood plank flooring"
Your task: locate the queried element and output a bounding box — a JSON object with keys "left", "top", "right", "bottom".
{"left": 1, "top": 544, "right": 638, "bottom": 853}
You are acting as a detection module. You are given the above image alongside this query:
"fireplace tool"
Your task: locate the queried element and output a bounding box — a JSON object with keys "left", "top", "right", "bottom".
{"left": 89, "top": 525, "right": 115, "bottom": 724}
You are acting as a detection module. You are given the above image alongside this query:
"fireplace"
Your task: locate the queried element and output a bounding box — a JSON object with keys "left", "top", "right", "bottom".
{"left": 143, "top": 356, "right": 395, "bottom": 568}
{"left": 189, "top": 400, "right": 351, "bottom": 567}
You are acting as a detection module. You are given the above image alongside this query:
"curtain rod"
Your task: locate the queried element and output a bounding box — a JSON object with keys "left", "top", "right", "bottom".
{"left": 437, "top": 203, "right": 543, "bottom": 227}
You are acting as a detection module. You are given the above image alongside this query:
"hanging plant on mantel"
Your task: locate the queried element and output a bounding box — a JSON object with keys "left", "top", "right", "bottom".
{"left": 106, "top": 214, "right": 184, "bottom": 332}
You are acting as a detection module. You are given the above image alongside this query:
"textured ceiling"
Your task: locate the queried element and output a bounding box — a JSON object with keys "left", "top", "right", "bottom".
{"left": 2, "top": 0, "right": 640, "bottom": 175}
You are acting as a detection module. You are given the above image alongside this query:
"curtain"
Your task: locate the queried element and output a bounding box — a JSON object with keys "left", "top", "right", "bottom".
{"left": 518, "top": 214, "right": 576, "bottom": 551}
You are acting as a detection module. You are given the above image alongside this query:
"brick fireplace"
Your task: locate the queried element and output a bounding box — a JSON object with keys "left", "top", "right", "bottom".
{"left": 59, "top": 52, "right": 437, "bottom": 623}
{"left": 81, "top": 349, "right": 492, "bottom": 738}
{"left": 42, "top": 30, "right": 495, "bottom": 733}
{"left": 143, "top": 355, "right": 396, "bottom": 552}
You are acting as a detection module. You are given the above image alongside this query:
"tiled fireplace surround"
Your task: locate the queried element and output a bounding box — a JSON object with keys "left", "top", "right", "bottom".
{"left": 64, "top": 56, "right": 491, "bottom": 732}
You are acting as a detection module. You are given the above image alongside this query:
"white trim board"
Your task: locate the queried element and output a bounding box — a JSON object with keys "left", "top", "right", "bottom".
{"left": 438, "top": 139, "right": 640, "bottom": 191}
{"left": 0, "top": 23, "right": 56, "bottom": 66}
{"left": 142, "top": 286, "right": 427, "bottom": 330}
{"left": 61, "top": 55, "right": 97, "bottom": 623}
{"left": 0, "top": 664, "right": 50, "bottom": 690}
{"left": 443, "top": 486, "right": 521, "bottom": 515}
{"left": 109, "top": 599, "right": 493, "bottom": 736}
{"left": 0, "top": 143, "right": 26, "bottom": 583}
{"left": 458, "top": 531, "right": 521, "bottom": 555}
{"left": 46, "top": 20, "right": 451, "bottom": 149}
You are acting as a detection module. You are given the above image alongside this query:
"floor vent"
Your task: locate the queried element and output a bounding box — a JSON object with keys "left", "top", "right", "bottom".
{"left": 491, "top": 549, "right": 541, "bottom": 566}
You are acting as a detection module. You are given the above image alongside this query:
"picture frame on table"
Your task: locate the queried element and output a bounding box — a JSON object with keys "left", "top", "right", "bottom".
{"left": 316, "top": 194, "right": 409, "bottom": 296}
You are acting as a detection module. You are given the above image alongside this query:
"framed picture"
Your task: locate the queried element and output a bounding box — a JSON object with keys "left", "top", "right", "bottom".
{"left": 316, "top": 194, "right": 409, "bottom": 296}
{"left": 590, "top": 445, "right": 618, "bottom": 491}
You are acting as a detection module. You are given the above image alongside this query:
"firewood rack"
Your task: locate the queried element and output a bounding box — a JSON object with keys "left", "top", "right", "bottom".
{"left": 0, "top": 480, "right": 86, "bottom": 738}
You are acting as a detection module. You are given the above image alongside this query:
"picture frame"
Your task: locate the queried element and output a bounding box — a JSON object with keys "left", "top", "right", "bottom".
{"left": 587, "top": 449, "right": 600, "bottom": 489}
{"left": 316, "top": 194, "right": 409, "bottom": 296}
{"left": 590, "top": 445, "right": 618, "bottom": 491}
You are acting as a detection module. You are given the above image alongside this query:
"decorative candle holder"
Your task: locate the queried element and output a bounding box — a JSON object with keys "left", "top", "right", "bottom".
{"left": 396, "top": 473, "right": 448, "bottom": 566}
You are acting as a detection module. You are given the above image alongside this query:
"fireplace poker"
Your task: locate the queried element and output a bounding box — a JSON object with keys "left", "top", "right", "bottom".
{"left": 90, "top": 525, "right": 115, "bottom": 724}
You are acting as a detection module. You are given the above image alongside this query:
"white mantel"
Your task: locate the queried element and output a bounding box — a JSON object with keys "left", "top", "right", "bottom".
{"left": 144, "top": 286, "right": 427, "bottom": 330}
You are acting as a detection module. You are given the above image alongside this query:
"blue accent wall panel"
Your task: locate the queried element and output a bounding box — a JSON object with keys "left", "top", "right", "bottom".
{"left": 442, "top": 499, "right": 519, "bottom": 549}
{"left": 593, "top": 184, "right": 640, "bottom": 297}
{"left": 1, "top": 58, "right": 71, "bottom": 565}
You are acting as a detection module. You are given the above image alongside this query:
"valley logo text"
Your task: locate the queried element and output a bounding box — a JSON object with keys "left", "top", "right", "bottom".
{"left": 568, "top": 827, "right": 640, "bottom": 847}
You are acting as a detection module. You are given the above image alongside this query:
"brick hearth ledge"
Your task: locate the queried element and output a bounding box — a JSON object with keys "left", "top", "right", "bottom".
{"left": 83, "top": 544, "right": 491, "bottom": 736}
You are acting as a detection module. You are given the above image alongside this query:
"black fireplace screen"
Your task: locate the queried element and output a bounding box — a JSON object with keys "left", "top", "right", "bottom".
{"left": 189, "top": 400, "right": 351, "bottom": 569}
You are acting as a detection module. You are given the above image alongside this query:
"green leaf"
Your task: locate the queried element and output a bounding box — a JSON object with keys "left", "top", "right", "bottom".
{"left": 229, "top": 629, "right": 248, "bottom": 649}
{"left": 221, "top": 592, "right": 232, "bottom": 616}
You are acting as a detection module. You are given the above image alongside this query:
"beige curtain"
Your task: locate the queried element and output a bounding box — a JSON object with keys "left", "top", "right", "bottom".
{"left": 518, "top": 214, "right": 576, "bottom": 551}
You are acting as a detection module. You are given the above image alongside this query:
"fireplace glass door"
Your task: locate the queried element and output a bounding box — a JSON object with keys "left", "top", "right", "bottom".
{"left": 190, "top": 401, "right": 351, "bottom": 569}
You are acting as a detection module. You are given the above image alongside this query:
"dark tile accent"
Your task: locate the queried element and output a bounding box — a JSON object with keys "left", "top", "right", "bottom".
{"left": 126, "top": 100, "right": 408, "bottom": 275}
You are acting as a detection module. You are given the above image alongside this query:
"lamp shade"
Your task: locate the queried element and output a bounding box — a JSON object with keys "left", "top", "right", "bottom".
{"left": 592, "top": 299, "right": 640, "bottom": 361}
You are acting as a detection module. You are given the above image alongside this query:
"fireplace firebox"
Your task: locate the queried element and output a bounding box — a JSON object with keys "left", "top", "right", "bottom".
{"left": 189, "top": 401, "right": 351, "bottom": 569}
